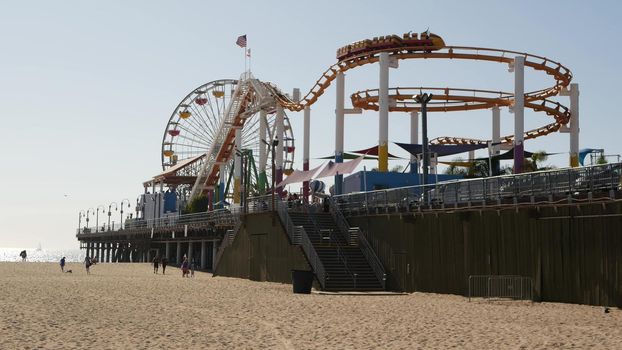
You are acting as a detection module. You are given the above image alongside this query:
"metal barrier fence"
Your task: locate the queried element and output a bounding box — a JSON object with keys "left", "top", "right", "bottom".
{"left": 335, "top": 163, "right": 622, "bottom": 215}
{"left": 76, "top": 208, "right": 241, "bottom": 235}
{"left": 468, "top": 275, "right": 534, "bottom": 301}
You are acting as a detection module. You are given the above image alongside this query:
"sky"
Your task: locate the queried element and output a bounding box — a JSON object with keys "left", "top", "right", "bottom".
{"left": 1, "top": 0, "right": 621, "bottom": 249}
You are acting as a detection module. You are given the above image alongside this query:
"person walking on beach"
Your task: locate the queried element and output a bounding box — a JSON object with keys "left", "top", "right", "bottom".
{"left": 60, "top": 257, "right": 66, "bottom": 272}
{"left": 84, "top": 256, "right": 92, "bottom": 274}
{"left": 181, "top": 256, "right": 189, "bottom": 277}
{"left": 19, "top": 250, "right": 27, "bottom": 262}
{"left": 161, "top": 257, "right": 168, "bottom": 275}
{"left": 153, "top": 255, "right": 160, "bottom": 274}
{"left": 190, "top": 258, "right": 195, "bottom": 278}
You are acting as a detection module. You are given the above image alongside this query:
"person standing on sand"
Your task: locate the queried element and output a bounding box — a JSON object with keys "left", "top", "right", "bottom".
{"left": 19, "top": 250, "right": 27, "bottom": 262}
{"left": 161, "top": 257, "right": 168, "bottom": 275}
{"left": 84, "top": 256, "right": 92, "bottom": 274}
{"left": 60, "top": 257, "right": 66, "bottom": 272}
{"left": 153, "top": 255, "right": 160, "bottom": 274}
{"left": 181, "top": 256, "right": 189, "bottom": 277}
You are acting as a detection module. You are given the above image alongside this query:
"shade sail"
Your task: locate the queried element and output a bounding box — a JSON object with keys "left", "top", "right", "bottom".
{"left": 351, "top": 145, "right": 401, "bottom": 158}
{"left": 276, "top": 164, "right": 324, "bottom": 188}
{"left": 395, "top": 142, "right": 487, "bottom": 157}
{"left": 317, "top": 153, "right": 381, "bottom": 160}
{"left": 438, "top": 161, "right": 476, "bottom": 167}
{"left": 315, "top": 155, "right": 364, "bottom": 179}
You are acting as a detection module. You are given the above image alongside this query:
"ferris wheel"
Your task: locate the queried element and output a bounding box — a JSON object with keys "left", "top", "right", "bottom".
{"left": 161, "top": 79, "right": 295, "bottom": 197}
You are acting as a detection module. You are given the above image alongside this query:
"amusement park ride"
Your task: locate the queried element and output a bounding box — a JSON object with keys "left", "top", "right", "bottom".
{"left": 141, "top": 30, "right": 579, "bottom": 217}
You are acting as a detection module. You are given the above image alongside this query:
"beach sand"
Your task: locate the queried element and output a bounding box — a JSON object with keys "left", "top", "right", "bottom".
{"left": 1, "top": 262, "right": 620, "bottom": 349}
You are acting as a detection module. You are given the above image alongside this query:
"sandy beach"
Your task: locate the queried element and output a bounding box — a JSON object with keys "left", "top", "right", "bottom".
{"left": 0, "top": 262, "right": 620, "bottom": 349}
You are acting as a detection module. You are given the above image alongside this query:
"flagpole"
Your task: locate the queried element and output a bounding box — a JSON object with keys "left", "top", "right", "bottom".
{"left": 247, "top": 48, "right": 251, "bottom": 73}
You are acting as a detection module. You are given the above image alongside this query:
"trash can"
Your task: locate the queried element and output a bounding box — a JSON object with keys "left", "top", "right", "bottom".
{"left": 291, "top": 270, "right": 314, "bottom": 294}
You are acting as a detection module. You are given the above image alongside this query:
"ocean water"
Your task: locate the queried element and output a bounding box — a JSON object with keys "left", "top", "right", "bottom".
{"left": 0, "top": 248, "right": 85, "bottom": 263}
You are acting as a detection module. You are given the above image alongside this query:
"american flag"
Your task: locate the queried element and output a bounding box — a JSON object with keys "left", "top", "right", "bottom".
{"left": 236, "top": 35, "right": 247, "bottom": 48}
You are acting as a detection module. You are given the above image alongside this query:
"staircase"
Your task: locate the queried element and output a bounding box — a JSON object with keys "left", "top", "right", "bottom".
{"left": 189, "top": 78, "right": 251, "bottom": 202}
{"left": 288, "top": 210, "right": 385, "bottom": 291}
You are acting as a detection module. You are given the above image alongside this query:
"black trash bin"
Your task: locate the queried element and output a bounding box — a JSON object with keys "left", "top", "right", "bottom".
{"left": 291, "top": 270, "right": 314, "bottom": 294}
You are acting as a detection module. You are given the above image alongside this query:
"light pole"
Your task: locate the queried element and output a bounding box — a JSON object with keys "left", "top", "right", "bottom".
{"left": 415, "top": 93, "right": 433, "bottom": 203}
{"left": 120, "top": 199, "right": 131, "bottom": 229}
{"left": 108, "top": 202, "right": 118, "bottom": 230}
{"left": 86, "top": 208, "right": 95, "bottom": 230}
{"left": 96, "top": 205, "right": 106, "bottom": 232}
{"left": 414, "top": 93, "right": 433, "bottom": 185}
{"left": 78, "top": 210, "right": 86, "bottom": 232}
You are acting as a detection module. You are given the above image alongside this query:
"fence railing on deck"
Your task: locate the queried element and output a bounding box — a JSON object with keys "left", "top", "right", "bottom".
{"left": 334, "top": 163, "right": 622, "bottom": 215}
{"left": 76, "top": 208, "right": 240, "bottom": 235}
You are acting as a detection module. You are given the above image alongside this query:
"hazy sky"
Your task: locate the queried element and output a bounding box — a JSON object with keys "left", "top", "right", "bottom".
{"left": 1, "top": 0, "right": 621, "bottom": 249}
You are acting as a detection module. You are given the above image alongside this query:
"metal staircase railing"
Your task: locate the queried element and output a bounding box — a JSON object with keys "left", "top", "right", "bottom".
{"left": 276, "top": 201, "right": 302, "bottom": 245}
{"left": 212, "top": 219, "right": 243, "bottom": 275}
{"left": 328, "top": 198, "right": 356, "bottom": 245}
{"left": 299, "top": 225, "right": 327, "bottom": 289}
{"left": 329, "top": 197, "right": 387, "bottom": 290}
{"left": 356, "top": 228, "right": 387, "bottom": 290}
{"left": 276, "top": 201, "right": 327, "bottom": 289}
{"left": 189, "top": 78, "right": 250, "bottom": 202}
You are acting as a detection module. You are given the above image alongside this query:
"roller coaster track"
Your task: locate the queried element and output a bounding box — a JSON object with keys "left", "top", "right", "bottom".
{"left": 188, "top": 36, "right": 574, "bottom": 202}
{"left": 266, "top": 44, "right": 573, "bottom": 145}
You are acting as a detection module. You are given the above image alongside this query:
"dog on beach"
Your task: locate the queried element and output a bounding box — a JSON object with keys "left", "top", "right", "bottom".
{"left": 66, "top": 270, "right": 72, "bottom": 273}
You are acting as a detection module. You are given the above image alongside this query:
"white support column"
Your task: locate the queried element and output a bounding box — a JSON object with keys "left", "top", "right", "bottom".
{"left": 212, "top": 240, "right": 217, "bottom": 270}
{"left": 410, "top": 111, "right": 419, "bottom": 173}
{"left": 165, "top": 242, "right": 170, "bottom": 261}
{"left": 513, "top": 56, "right": 525, "bottom": 174}
{"left": 468, "top": 150, "right": 475, "bottom": 161}
{"left": 176, "top": 241, "right": 181, "bottom": 265}
{"left": 378, "top": 52, "right": 390, "bottom": 172}
{"left": 233, "top": 128, "right": 242, "bottom": 204}
{"left": 200, "top": 241, "right": 206, "bottom": 270}
{"left": 219, "top": 163, "right": 226, "bottom": 205}
{"left": 188, "top": 241, "right": 193, "bottom": 265}
{"left": 259, "top": 110, "right": 267, "bottom": 191}
{"left": 275, "top": 104, "right": 284, "bottom": 193}
{"left": 303, "top": 106, "right": 311, "bottom": 200}
{"left": 335, "top": 72, "right": 345, "bottom": 194}
{"left": 569, "top": 83, "right": 580, "bottom": 167}
{"left": 492, "top": 106, "right": 501, "bottom": 155}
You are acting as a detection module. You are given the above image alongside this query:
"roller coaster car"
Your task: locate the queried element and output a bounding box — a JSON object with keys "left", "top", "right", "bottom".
{"left": 336, "top": 32, "right": 445, "bottom": 60}
{"left": 402, "top": 32, "right": 445, "bottom": 53}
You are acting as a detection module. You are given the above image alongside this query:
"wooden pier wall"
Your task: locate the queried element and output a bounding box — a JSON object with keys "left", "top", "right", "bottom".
{"left": 349, "top": 201, "right": 622, "bottom": 307}
{"left": 215, "top": 213, "right": 310, "bottom": 283}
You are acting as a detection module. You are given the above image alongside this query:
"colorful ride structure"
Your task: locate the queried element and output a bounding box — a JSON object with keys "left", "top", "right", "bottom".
{"left": 144, "top": 30, "right": 579, "bottom": 213}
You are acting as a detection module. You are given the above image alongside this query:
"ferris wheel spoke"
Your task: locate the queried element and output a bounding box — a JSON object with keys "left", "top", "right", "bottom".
{"left": 173, "top": 130, "right": 212, "bottom": 149}
{"left": 197, "top": 102, "right": 220, "bottom": 140}
{"left": 177, "top": 108, "right": 215, "bottom": 143}
{"left": 185, "top": 104, "right": 216, "bottom": 143}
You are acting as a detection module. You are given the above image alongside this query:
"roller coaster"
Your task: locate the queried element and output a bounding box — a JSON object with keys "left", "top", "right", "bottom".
{"left": 154, "top": 31, "right": 575, "bottom": 205}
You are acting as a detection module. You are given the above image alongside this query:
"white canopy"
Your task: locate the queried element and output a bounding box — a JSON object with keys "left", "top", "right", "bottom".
{"left": 314, "top": 155, "right": 364, "bottom": 179}
{"left": 276, "top": 164, "right": 324, "bottom": 188}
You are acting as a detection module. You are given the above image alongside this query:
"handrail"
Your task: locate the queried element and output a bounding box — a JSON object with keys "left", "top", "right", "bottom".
{"left": 276, "top": 201, "right": 302, "bottom": 245}
{"left": 328, "top": 197, "right": 355, "bottom": 245}
{"left": 212, "top": 217, "right": 243, "bottom": 275}
{"left": 299, "top": 225, "right": 327, "bottom": 289}
{"left": 357, "top": 228, "right": 387, "bottom": 290}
